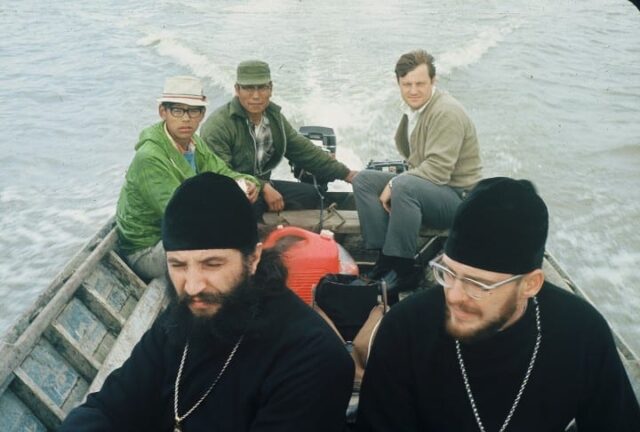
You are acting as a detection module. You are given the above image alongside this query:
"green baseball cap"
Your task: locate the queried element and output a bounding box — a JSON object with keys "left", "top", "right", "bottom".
{"left": 236, "top": 60, "right": 271, "bottom": 85}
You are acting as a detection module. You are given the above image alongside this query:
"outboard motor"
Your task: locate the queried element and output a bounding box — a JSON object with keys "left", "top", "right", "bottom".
{"left": 291, "top": 126, "right": 337, "bottom": 192}
{"left": 365, "top": 159, "right": 409, "bottom": 174}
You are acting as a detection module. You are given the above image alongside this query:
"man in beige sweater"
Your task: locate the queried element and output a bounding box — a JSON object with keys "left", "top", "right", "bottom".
{"left": 353, "top": 49, "right": 482, "bottom": 297}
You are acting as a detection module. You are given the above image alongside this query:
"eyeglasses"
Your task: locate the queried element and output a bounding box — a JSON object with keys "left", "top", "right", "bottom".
{"left": 428, "top": 255, "right": 524, "bottom": 300}
{"left": 167, "top": 106, "right": 204, "bottom": 119}
{"left": 237, "top": 84, "right": 272, "bottom": 93}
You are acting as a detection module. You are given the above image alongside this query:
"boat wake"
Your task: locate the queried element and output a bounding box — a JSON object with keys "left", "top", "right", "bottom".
{"left": 137, "top": 32, "right": 235, "bottom": 94}
{"left": 438, "top": 20, "right": 522, "bottom": 76}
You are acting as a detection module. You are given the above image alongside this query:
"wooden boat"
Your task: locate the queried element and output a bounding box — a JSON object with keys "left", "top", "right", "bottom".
{"left": 1, "top": 198, "right": 638, "bottom": 430}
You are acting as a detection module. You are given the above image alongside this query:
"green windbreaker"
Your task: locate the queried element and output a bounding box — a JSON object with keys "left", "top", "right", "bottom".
{"left": 116, "top": 122, "right": 259, "bottom": 254}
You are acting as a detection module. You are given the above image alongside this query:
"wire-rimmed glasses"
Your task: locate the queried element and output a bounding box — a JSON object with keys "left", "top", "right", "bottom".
{"left": 428, "top": 255, "right": 524, "bottom": 300}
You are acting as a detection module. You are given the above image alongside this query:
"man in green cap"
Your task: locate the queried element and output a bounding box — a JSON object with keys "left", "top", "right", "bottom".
{"left": 201, "top": 60, "right": 358, "bottom": 217}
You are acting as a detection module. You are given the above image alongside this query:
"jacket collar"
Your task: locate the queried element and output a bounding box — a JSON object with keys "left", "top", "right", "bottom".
{"left": 137, "top": 122, "right": 202, "bottom": 176}
{"left": 425, "top": 87, "right": 443, "bottom": 111}
{"left": 163, "top": 122, "right": 194, "bottom": 154}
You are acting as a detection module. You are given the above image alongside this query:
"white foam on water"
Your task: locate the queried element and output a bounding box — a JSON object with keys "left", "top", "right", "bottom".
{"left": 53, "top": 209, "right": 99, "bottom": 227}
{"left": 438, "top": 20, "right": 522, "bottom": 76}
{"left": 575, "top": 250, "right": 640, "bottom": 352}
{"left": 572, "top": 251, "right": 639, "bottom": 291}
{"left": 295, "top": 64, "right": 397, "bottom": 130}
{"left": 137, "top": 32, "right": 234, "bottom": 92}
{"left": 0, "top": 186, "right": 28, "bottom": 204}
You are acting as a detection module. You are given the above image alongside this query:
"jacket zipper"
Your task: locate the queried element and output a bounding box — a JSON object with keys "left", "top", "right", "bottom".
{"left": 246, "top": 119, "right": 259, "bottom": 176}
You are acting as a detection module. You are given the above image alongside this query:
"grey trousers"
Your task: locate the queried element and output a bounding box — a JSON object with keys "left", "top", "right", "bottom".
{"left": 352, "top": 170, "right": 462, "bottom": 258}
{"left": 125, "top": 241, "right": 167, "bottom": 281}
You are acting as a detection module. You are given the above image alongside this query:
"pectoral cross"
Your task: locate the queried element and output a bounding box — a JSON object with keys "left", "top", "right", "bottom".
{"left": 174, "top": 420, "right": 182, "bottom": 432}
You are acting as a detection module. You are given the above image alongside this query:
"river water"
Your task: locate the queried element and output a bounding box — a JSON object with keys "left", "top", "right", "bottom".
{"left": 1, "top": 0, "right": 639, "bottom": 358}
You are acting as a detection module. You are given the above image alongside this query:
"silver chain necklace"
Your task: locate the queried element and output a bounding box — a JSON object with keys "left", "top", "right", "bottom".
{"left": 173, "top": 335, "right": 244, "bottom": 432}
{"left": 455, "top": 296, "right": 541, "bottom": 432}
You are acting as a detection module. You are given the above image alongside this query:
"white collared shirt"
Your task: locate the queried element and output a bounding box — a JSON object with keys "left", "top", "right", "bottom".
{"left": 403, "top": 86, "right": 437, "bottom": 138}
{"left": 249, "top": 115, "right": 274, "bottom": 175}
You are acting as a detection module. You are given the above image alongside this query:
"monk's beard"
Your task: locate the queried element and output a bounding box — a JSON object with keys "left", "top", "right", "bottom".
{"left": 166, "top": 262, "right": 262, "bottom": 347}
{"left": 445, "top": 289, "right": 519, "bottom": 344}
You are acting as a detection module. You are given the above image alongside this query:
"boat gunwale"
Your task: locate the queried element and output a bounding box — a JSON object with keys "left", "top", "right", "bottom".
{"left": 544, "top": 251, "right": 640, "bottom": 366}
{"left": 0, "top": 217, "right": 116, "bottom": 347}
{"left": 0, "top": 217, "right": 118, "bottom": 395}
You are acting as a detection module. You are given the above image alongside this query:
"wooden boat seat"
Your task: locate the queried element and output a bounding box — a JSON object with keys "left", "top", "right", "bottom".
{"left": 262, "top": 207, "right": 449, "bottom": 238}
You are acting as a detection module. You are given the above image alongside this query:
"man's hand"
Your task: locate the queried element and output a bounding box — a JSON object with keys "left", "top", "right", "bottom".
{"left": 263, "top": 182, "right": 285, "bottom": 212}
{"left": 344, "top": 170, "right": 359, "bottom": 183}
{"left": 245, "top": 181, "right": 259, "bottom": 203}
{"left": 379, "top": 183, "right": 392, "bottom": 213}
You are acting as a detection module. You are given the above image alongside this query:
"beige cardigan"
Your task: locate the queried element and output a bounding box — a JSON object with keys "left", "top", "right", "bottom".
{"left": 394, "top": 88, "right": 482, "bottom": 189}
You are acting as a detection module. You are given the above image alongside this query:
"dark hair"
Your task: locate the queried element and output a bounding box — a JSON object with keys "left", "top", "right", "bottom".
{"left": 239, "top": 244, "right": 259, "bottom": 257}
{"left": 395, "top": 49, "right": 436, "bottom": 81}
{"left": 239, "top": 244, "right": 288, "bottom": 295}
{"left": 252, "top": 248, "right": 288, "bottom": 295}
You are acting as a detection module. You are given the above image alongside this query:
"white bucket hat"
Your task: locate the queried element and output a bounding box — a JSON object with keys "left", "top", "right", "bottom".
{"left": 157, "top": 76, "right": 208, "bottom": 107}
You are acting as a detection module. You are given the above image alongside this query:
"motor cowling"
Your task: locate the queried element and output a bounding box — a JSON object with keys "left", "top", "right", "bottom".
{"left": 365, "top": 159, "right": 408, "bottom": 174}
{"left": 290, "top": 126, "right": 337, "bottom": 192}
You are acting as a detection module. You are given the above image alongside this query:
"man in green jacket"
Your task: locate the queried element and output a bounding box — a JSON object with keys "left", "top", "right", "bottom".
{"left": 116, "top": 76, "right": 259, "bottom": 281}
{"left": 353, "top": 49, "right": 482, "bottom": 295}
{"left": 200, "top": 60, "right": 357, "bottom": 217}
